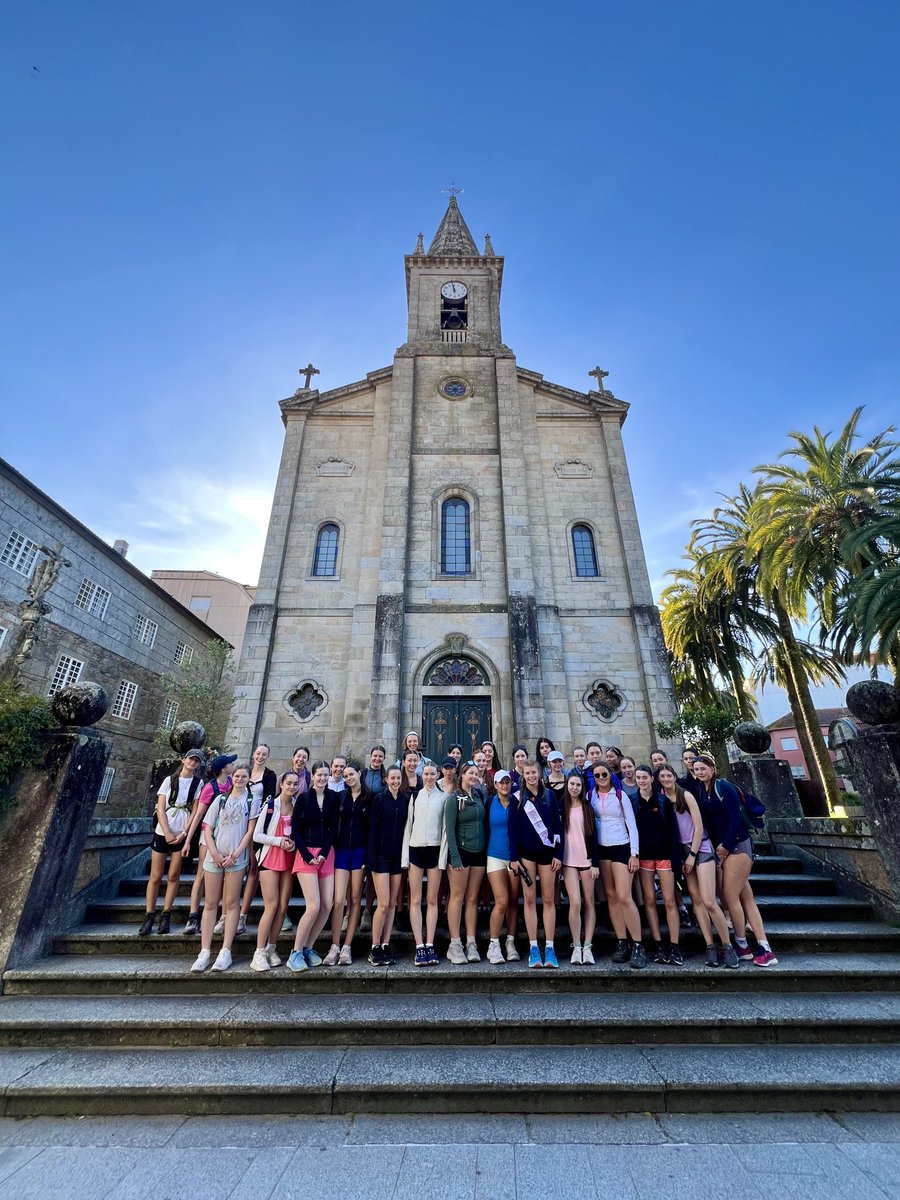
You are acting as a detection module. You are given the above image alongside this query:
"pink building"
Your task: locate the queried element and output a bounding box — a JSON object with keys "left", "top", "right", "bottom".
{"left": 767, "top": 707, "right": 849, "bottom": 789}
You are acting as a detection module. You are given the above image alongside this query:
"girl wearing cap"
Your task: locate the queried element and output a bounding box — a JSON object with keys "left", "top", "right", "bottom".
{"left": 509, "top": 760, "right": 563, "bottom": 969}
{"left": 485, "top": 769, "right": 521, "bottom": 963}
{"left": 367, "top": 765, "right": 410, "bottom": 965}
{"left": 287, "top": 761, "right": 340, "bottom": 972}
{"left": 438, "top": 757, "right": 458, "bottom": 795}
{"left": 181, "top": 753, "right": 235, "bottom": 936}
{"left": 191, "top": 764, "right": 261, "bottom": 973}
{"left": 140, "top": 750, "right": 205, "bottom": 937}
{"left": 402, "top": 761, "right": 445, "bottom": 966}
{"left": 590, "top": 762, "right": 646, "bottom": 969}
{"left": 693, "top": 756, "right": 778, "bottom": 967}
{"left": 322, "top": 761, "right": 372, "bottom": 966}
{"left": 443, "top": 761, "right": 487, "bottom": 964}
{"left": 250, "top": 770, "right": 298, "bottom": 971}
{"left": 561, "top": 771, "right": 600, "bottom": 964}
{"left": 545, "top": 751, "right": 567, "bottom": 802}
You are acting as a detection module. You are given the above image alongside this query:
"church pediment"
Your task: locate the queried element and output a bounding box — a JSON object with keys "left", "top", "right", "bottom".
{"left": 518, "top": 367, "right": 630, "bottom": 425}
{"left": 279, "top": 367, "right": 391, "bottom": 422}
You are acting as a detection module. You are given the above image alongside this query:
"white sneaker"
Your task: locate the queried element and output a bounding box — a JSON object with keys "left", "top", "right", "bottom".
{"left": 466, "top": 940, "right": 481, "bottom": 963}
{"left": 213, "top": 916, "right": 225, "bottom": 934}
{"left": 338, "top": 945, "right": 352, "bottom": 966}
{"left": 190, "top": 949, "right": 211, "bottom": 973}
{"left": 505, "top": 936, "right": 520, "bottom": 962}
{"left": 236, "top": 914, "right": 247, "bottom": 935}
{"left": 447, "top": 939, "right": 467, "bottom": 965}
{"left": 582, "top": 945, "right": 595, "bottom": 965}
{"left": 265, "top": 944, "right": 282, "bottom": 968}
{"left": 571, "top": 946, "right": 583, "bottom": 965}
{"left": 250, "top": 948, "right": 270, "bottom": 972}
{"left": 211, "top": 948, "right": 232, "bottom": 972}
{"left": 323, "top": 944, "right": 341, "bottom": 966}
{"left": 487, "top": 940, "right": 504, "bottom": 965}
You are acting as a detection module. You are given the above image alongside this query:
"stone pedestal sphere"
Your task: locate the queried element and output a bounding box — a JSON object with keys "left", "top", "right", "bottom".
{"left": 846, "top": 681, "right": 900, "bottom": 728}
{"left": 51, "top": 682, "right": 109, "bottom": 728}
{"left": 733, "top": 721, "right": 772, "bottom": 756}
{"left": 169, "top": 721, "right": 207, "bottom": 754}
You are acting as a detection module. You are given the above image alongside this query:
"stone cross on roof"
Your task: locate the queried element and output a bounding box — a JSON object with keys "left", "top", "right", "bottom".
{"left": 589, "top": 366, "right": 610, "bottom": 392}
{"left": 298, "top": 363, "right": 320, "bottom": 390}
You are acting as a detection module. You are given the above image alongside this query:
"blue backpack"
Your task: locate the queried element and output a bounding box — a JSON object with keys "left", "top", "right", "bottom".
{"left": 716, "top": 779, "right": 765, "bottom": 832}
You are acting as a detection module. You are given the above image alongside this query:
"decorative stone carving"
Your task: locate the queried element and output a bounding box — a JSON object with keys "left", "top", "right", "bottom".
{"left": 846, "top": 680, "right": 900, "bottom": 728}
{"left": 734, "top": 721, "right": 773, "bottom": 756}
{"left": 447, "top": 633, "right": 467, "bottom": 655}
{"left": 583, "top": 679, "right": 625, "bottom": 722}
{"left": 554, "top": 460, "right": 593, "bottom": 479}
{"left": 315, "top": 458, "right": 354, "bottom": 477}
{"left": 284, "top": 681, "right": 328, "bottom": 724}
{"left": 52, "top": 682, "right": 108, "bottom": 728}
{"left": 427, "top": 657, "right": 486, "bottom": 687}
{"left": 169, "top": 721, "right": 207, "bottom": 754}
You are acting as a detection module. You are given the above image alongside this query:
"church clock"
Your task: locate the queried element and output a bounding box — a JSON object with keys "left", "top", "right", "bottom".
{"left": 441, "top": 282, "right": 467, "bottom": 300}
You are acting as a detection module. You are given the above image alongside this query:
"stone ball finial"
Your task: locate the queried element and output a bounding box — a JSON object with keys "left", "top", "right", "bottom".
{"left": 52, "top": 681, "right": 108, "bottom": 728}
{"left": 846, "top": 680, "right": 900, "bottom": 728}
{"left": 733, "top": 721, "right": 772, "bottom": 755}
{"left": 169, "top": 720, "right": 207, "bottom": 754}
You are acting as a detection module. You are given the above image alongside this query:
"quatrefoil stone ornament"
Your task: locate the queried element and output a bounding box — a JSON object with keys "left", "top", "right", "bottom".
{"left": 283, "top": 681, "right": 328, "bottom": 724}
{"left": 582, "top": 679, "right": 625, "bottom": 723}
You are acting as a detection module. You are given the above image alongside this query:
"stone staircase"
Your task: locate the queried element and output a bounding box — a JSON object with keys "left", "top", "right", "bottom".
{"left": 0, "top": 843, "right": 898, "bottom": 1116}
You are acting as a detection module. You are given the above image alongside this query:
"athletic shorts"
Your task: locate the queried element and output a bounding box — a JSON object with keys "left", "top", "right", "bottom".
{"left": 682, "top": 842, "right": 716, "bottom": 865}
{"left": 457, "top": 846, "right": 487, "bottom": 869}
{"left": 408, "top": 845, "right": 440, "bottom": 870}
{"left": 293, "top": 847, "right": 335, "bottom": 877}
{"left": 520, "top": 846, "right": 557, "bottom": 868}
{"left": 370, "top": 856, "right": 403, "bottom": 876}
{"left": 640, "top": 858, "right": 672, "bottom": 872}
{"left": 334, "top": 846, "right": 366, "bottom": 872}
{"left": 598, "top": 842, "right": 632, "bottom": 866}
{"left": 203, "top": 854, "right": 247, "bottom": 875}
{"left": 150, "top": 832, "right": 188, "bottom": 856}
{"left": 486, "top": 855, "right": 511, "bottom": 875}
{"left": 730, "top": 838, "right": 754, "bottom": 860}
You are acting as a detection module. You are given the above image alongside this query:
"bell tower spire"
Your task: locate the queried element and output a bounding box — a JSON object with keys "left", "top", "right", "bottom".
{"left": 427, "top": 194, "right": 478, "bottom": 256}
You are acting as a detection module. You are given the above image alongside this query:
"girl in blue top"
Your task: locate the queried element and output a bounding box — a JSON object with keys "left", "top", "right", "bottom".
{"left": 484, "top": 770, "right": 521, "bottom": 965}
{"left": 509, "top": 761, "right": 563, "bottom": 969}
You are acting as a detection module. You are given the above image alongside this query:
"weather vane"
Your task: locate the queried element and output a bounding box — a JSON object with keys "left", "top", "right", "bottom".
{"left": 443, "top": 181, "right": 463, "bottom": 199}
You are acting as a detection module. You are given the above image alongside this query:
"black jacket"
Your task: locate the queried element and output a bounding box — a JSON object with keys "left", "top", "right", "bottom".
{"left": 368, "top": 788, "right": 411, "bottom": 865}
{"left": 334, "top": 789, "right": 371, "bottom": 852}
{"left": 293, "top": 787, "right": 340, "bottom": 863}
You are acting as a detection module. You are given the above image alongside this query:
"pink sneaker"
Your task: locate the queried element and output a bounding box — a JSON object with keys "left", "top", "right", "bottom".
{"left": 753, "top": 948, "right": 779, "bottom": 967}
{"left": 735, "top": 944, "right": 754, "bottom": 963}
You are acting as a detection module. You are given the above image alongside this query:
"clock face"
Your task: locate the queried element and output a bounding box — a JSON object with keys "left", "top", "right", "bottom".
{"left": 441, "top": 281, "right": 468, "bottom": 300}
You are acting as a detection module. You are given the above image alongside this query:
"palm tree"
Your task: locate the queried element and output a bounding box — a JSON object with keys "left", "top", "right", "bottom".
{"left": 840, "top": 505, "right": 900, "bottom": 679}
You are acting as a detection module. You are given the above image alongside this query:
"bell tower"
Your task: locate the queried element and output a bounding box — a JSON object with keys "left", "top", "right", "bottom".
{"left": 403, "top": 194, "right": 504, "bottom": 349}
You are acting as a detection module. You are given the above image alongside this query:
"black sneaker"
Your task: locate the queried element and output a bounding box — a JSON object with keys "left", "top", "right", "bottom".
{"left": 156, "top": 911, "right": 171, "bottom": 936}
{"left": 652, "top": 943, "right": 668, "bottom": 964}
{"left": 368, "top": 944, "right": 383, "bottom": 966}
{"left": 138, "top": 912, "right": 155, "bottom": 937}
{"left": 611, "top": 939, "right": 630, "bottom": 964}
{"left": 381, "top": 943, "right": 395, "bottom": 966}
{"left": 668, "top": 945, "right": 684, "bottom": 967}
{"left": 630, "top": 942, "right": 649, "bottom": 970}
{"left": 705, "top": 944, "right": 720, "bottom": 968}
{"left": 678, "top": 905, "right": 692, "bottom": 928}
{"left": 425, "top": 944, "right": 439, "bottom": 965}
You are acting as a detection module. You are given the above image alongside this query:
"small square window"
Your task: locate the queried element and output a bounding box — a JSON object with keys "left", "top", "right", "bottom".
{"left": 1, "top": 531, "right": 40, "bottom": 577}
{"left": 133, "top": 613, "right": 158, "bottom": 648}
{"left": 74, "top": 577, "right": 111, "bottom": 620}
{"left": 111, "top": 679, "right": 138, "bottom": 720}
{"left": 780, "top": 736, "right": 798, "bottom": 752}
{"left": 48, "top": 654, "right": 84, "bottom": 696}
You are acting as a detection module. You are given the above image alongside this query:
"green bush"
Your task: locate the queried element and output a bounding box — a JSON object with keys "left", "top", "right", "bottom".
{"left": 0, "top": 682, "right": 54, "bottom": 798}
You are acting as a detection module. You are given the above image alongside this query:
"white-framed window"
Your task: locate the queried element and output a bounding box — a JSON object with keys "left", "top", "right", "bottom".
{"left": 1, "top": 531, "right": 40, "bottom": 577}
{"left": 189, "top": 595, "right": 212, "bottom": 615}
{"left": 0, "top": 626, "right": 7, "bottom": 651}
{"left": 133, "top": 613, "right": 158, "bottom": 648}
{"left": 74, "top": 577, "right": 111, "bottom": 619}
{"left": 97, "top": 766, "right": 116, "bottom": 803}
{"left": 174, "top": 641, "right": 194, "bottom": 666}
{"left": 163, "top": 699, "right": 179, "bottom": 730}
{"left": 111, "top": 679, "right": 138, "bottom": 720}
{"left": 780, "top": 737, "right": 799, "bottom": 752}
{"left": 48, "top": 654, "right": 84, "bottom": 696}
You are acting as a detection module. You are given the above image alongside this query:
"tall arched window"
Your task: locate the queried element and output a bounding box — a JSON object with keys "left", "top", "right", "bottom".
{"left": 441, "top": 498, "right": 471, "bottom": 575}
{"left": 572, "top": 524, "right": 599, "bottom": 577}
{"left": 312, "top": 523, "right": 340, "bottom": 577}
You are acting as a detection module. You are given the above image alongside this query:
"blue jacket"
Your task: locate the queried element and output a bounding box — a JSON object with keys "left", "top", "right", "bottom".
{"left": 508, "top": 786, "right": 563, "bottom": 862}
{"left": 697, "top": 778, "right": 746, "bottom": 853}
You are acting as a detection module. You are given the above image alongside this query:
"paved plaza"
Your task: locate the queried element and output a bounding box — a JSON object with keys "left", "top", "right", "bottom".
{"left": 0, "top": 1111, "right": 896, "bottom": 1199}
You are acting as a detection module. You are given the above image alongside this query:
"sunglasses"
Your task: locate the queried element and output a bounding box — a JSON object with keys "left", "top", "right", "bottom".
{"left": 593, "top": 770, "right": 610, "bottom": 778}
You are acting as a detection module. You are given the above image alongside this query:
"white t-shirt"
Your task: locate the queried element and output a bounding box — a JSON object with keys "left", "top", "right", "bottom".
{"left": 156, "top": 774, "right": 198, "bottom": 837}
{"left": 591, "top": 789, "right": 640, "bottom": 854}
{"left": 203, "top": 791, "right": 262, "bottom": 868}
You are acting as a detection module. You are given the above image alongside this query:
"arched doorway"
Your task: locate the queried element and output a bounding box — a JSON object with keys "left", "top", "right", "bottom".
{"left": 421, "top": 655, "right": 492, "bottom": 760}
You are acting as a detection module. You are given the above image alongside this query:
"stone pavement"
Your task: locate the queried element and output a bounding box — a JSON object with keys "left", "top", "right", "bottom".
{"left": 0, "top": 1112, "right": 896, "bottom": 1199}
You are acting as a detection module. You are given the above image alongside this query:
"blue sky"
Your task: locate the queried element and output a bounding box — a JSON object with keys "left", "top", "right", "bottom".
{"left": 2, "top": 2, "right": 899, "bottom": 720}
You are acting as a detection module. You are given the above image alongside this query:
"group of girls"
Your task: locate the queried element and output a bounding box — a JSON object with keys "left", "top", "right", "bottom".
{"left": 140, "top": 732, "right": 778, "bottom": 973}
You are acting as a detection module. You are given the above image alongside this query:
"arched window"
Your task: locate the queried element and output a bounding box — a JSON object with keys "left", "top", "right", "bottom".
{"left": 571, "top": 524, "right": 599, "bottom": 578}
{"left": 312, "top": 523, "right": 339, "bottom": 577}
{"left": 441, "top": 498, "right": 471, "bottom": 575}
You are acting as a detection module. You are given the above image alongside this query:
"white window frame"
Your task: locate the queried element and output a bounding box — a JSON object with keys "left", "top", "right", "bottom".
{"left": 97, "top": 766, "right": 116, "bottom": 803}
{"left": 780, "top": 736, "right": 799, "bottom": 752}
{"left": 48, "top": 654, "right": 84, "bottom": 696}
{"left": 111, "top": 679, "right": 138, "bottom": 720}
{"left": 174, "top": 641, "right": 194, "bottom": 666}
{"left": 1, "top": 531, "right": 40, "bottom": 577}
{"left": 0, "top": 626, "right": 7, "bottom": 651}
{"left": 163, "top": 699, "right": 179, "bottom": 730}
{"left": 74, "top": 577, "right": 111, "bottom": 620}
{"left": 133, "top": 613, "right": 158, "bottom": 649}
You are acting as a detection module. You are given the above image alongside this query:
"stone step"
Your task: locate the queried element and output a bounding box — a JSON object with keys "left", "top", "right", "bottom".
{"left": 0, "top": 1043, "right": 897, "bottom": 1116}
{"left": 87, "top": 892, "right": 869, "bottom": 926}
{"left": 52, "top": 919, "right": 900, "bottom": 959}
{"left": 7, "top": 951, "right": 900, "bottom": 996}
{"left": 0, "top": 991, "right": 896, "bottom": 1049}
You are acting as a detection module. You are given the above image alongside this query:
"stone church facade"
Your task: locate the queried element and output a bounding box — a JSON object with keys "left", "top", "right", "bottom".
{"left": 231, "top": 198, "right": 677, "bottom": 763}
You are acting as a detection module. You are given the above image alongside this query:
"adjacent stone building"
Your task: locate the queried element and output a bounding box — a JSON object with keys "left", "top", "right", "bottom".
{"left": 231, "top": 198, "right": 677, "bottom": 764}
{"left": 0, "top": 456, "right": 222, "bottom": 813}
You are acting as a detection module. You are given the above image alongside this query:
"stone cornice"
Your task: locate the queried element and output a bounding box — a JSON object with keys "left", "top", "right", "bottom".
{"left": 404, "top": 253, "right": 504, "bottom": 299}
{"left": 517, "top": 366, "right": 630, "bottom": 425}
{"left": 278, "top": 366, "right": 392, "bottom": 422}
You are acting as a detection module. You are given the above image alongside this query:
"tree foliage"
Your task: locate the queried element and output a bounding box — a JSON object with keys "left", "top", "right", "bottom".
{"left": 154, "top": 639, "right": 235, "bottom": 753}
{"left": 0, "top": 681, "right": 54, "bottom": 800}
